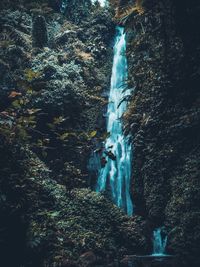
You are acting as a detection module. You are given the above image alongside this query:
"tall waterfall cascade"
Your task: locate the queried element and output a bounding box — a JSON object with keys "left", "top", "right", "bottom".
{"left": 152, "top": 227, "right": 168, "bottom": 256}
{"left": 96, "top": 27, "right": 133, "bottom": 216}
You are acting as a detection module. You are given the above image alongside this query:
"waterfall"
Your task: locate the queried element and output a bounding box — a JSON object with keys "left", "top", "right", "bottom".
{"left": 60, "top": 0, "right": 67, "bottom": 13}
{"left": 91, "top": 0, "right": 108, "bottom": 7}
{"left": 96, "top": 27, "right": 133, "bottom": 216}
{"left": 152, "top": 227, "right": 168, "bottom": 256}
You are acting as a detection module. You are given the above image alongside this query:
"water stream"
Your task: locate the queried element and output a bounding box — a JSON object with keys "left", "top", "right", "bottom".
{"left": 60, "top": 0, "right": 171, "bottom": 258}
{"left": 152, "top": 227, "right": 168, "bottom": 256}
{"left": 96, "top": 27, "right": 133, "bottom": 216}
{"left": 91, "top": 0, "right": 107, "bottom": 6}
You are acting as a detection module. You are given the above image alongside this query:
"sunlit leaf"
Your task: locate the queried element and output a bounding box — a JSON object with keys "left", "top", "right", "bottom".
{"left": 59, "top": 132, "right": 70, "bottom": 140}
{"left": 8, "top": 91, "right": 22, "bottom": 98}
{"left": 89, "top": 130, "right": 97, "bottom": 138}
{"left": 53, "top": 116, "right": 66, "bottom": 125}
{"left": 24, "top": 69, "right": 41, "bottom": 82}
{"left": 27, "top": 109, "right": 41, "bottom": 115}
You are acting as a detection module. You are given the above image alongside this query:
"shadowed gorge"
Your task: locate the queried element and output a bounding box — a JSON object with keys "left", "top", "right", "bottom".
{"left": 0, "top": 0, "right": 200, "bottom": 267}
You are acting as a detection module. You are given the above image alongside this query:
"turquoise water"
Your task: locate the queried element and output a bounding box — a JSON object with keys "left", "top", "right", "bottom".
{"left": 96, "top": 27, "right": 133, "bottom": 216}
{"left": 152, "top": 227, "right": 168, "bottom": 256}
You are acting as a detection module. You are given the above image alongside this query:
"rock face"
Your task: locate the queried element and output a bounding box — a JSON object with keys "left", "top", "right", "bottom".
{"left": 0, "top": 1, "right": 115, "bottom": 187}
{"left": 1, "top": 1, "right": 200, "bottom": 267}
{"left": 0, "top": 1, "right": 147, "bottom": 267}
{"left": 0, "top": 142, "right": 146, "bottom": 267}
{"left": 123, "top": 0, "right": 200, "bottom": 266}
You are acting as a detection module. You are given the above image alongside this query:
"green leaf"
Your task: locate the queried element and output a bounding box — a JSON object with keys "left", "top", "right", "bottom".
{"left": 53, "top": 116, "right": 66, "bottom": 125}
{"left": 24, "top": 69, "right": 41, "bottom": 82}
{"left": 49, "top": 211, "right": 60, "bottom": 218}
{"left": 12, "top": 100, "right": 21, "bottom": 108}
{"left": 89, "top": 130, "right": 97, "bottom": 138}
{"left": 59, "top": 132, "right": 70, "bottom": 140}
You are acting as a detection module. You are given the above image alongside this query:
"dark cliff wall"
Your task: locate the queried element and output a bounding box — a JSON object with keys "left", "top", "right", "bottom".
{"left": 125, "top": 0, "right": 200, "bottom": 265}
{"left": 0, "top": 1, "right": 147, "bottom": 267}
{"left": 1, "top": 0, "right": 200, "bottom": 266}
{"left": 0, "top": 0, "right": 114, "bottom": 189}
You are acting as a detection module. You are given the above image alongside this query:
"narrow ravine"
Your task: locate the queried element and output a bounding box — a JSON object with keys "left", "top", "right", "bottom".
{"left": 96, "top": 26, "right": 133, "bottom": 216}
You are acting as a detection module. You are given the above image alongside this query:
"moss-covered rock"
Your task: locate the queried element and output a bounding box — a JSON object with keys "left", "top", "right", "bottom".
{"left": 0, "top": 2, "right": 146, "bottom": 267}
{"left": 0, "top": 143, "right": 146, "bottom": 267}
{"left": 123, "top": 0, "right": 200, "bottom": 265}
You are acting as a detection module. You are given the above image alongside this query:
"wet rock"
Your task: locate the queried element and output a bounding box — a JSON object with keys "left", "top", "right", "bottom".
{"left": 149, "top": 257, "right": 177, "bottom": 267}
{"left": 105, "top": 150, "right": 116, "bottom": 161}
{"left": 61, "top": 259, "right": 79, "bottom": 267}
{"left": 120, "top": 255, "right": 177, "bottom": 267}
{"left": 79, "top": 251, "right": 96, "bottom": 266}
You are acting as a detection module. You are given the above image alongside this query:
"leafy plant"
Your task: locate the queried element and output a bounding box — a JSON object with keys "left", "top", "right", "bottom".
{"left": 114, "top": 0, "right": 145, "bottom": 24}
{"left": 0, "top": 89, "right": 37, "bottom": 143}
{"left": 24, "top": 69, "right": 42, "bottom": 82}
{"left": 89, "top": 130, "right": 97, "bottom": 138}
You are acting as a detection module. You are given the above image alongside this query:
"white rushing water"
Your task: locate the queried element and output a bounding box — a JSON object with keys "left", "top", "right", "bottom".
{"left": 62, "top": 0, "right": 107, "bottom": 13}
{"left": 96, "top": 27, "right": 133, "bottom": 216}
{"left": 152, "top": 227, "right": 168, "bottom": 256}
{"left": 61, "top": 0, "right": 67, "bottom": 13}
{"left": 91, "top": 0, "right": 107, "bottom": 7}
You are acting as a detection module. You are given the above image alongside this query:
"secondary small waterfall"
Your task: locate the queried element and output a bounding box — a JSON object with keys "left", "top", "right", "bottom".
{"left": 152, "top": 227, "right": 168, "bottom": 256}
{"left": 96, "top": 27, "right": 133, "bottom": 216}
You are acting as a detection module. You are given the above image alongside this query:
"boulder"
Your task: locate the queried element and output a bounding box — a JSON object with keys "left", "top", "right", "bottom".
{"left": 79, "top": 251, "right": 96, "bottom": 267}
